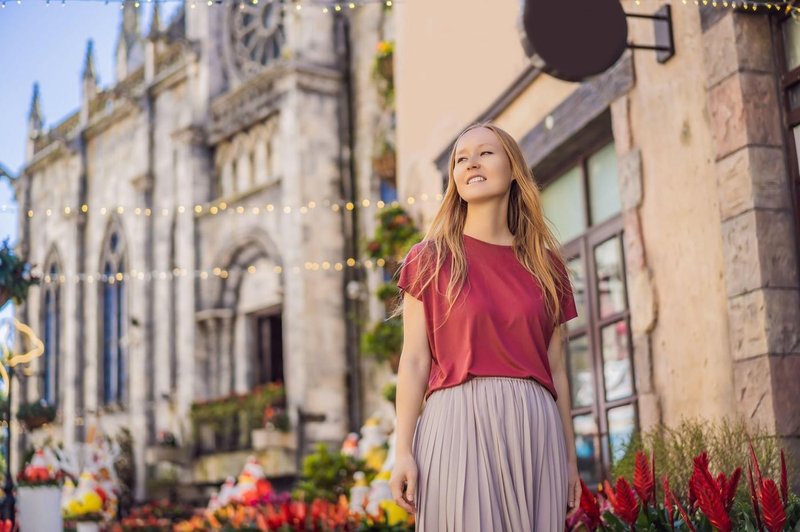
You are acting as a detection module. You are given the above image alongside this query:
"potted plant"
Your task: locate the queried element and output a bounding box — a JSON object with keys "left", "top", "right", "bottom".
{"left": 191, "top": 382, "right": 286, "bottom": 453}
{"left": 252, "top": 404, "right": 295, "bottom": 450}
{"left": 16, "top": 399, "right": 57, "bottom": 431}
{"left": 0, "top": 237, "right": 39, "bottom": 310}
{"left": 372, "top": 139, "right": 396, "bottom": 182}
{"left": 372, "top": 40, "right": 394, "bottom": 108}
{"left": 381, "top": 382, "right": 396, "bottom": 406}
{"left": 16, "top": 448, "right": 65, "bottom": 532}
{"left": 361, "top": 317, "right": 403, "bottom": 372}
{"left": 361, "top": 206, "right": 422, "bottom": 374}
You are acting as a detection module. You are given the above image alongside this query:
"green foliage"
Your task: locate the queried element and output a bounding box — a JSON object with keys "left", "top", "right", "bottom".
{"left": 612, "top": 417, "right": 790, "bottom": 508}
{"left": 293, "top": 442, "right": 377, "bottom": 503}
{"left": 381, "top": 382, "right": 396, "bottom": 404}
{"left": 372, "top": 40, "right": 394, "bottom": 108}
{"left": 360, "top": 317, "right": 403, "bottom": 363}
{"left": 376, "top": 282, "right": 400, "bottom": 303}
{"left": 364, "top": 205, "right": 422, "bottom": 263}
{"left": 190, "top": 382, "right": 285, "bottom": 438}
{"left": 0, "top": 238, "right": 39, "bottom": 309}
{"left": 15, "top": 399, "right": 56, "bottom": 430}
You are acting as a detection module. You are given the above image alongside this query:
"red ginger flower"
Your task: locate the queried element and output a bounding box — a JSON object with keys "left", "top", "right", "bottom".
{"left": 759, "top": 478, "right": 787, "bottom": 532}
{"left": 747, "top": 441, "right": 788, "bottom": 532}
{"left": 780, "top": 449, "right": 789, "bottom": 508}
{"left": 578, "top": 478, "right": 601, "bottom": 531}
{"left": 748, "top": 465, "right": 764, "bottom": 532}
{"left": 633, "top": 450, "right": 655, "bottom": 506}
{"left": 717, "top": 467, "right": 742, "bottom": 513}
{"left": 690, "top": 452, "right": 732, "bottom": 532}
{"left": 607, "top": 477, "right": 640, "bottom": 526}
{"left": 662, "top": 475, "right": 696, "bottom": 532}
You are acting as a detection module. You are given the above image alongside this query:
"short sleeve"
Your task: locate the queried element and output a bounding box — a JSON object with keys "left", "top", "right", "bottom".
{"left": 551, "top": 252, "right": 578, "bottom": 325}
{"left": 397, "top": 242, "right": 425, "bottom": 300}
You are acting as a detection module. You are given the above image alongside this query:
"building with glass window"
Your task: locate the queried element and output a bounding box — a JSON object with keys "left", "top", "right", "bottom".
{"left": 395, "top": 0, "right": 800, "bottom": 488}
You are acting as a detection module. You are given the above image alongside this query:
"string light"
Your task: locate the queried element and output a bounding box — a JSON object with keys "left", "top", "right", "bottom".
{"left": 31, "top": 254, "right": 400, "bottom": 285}
{"left": 0, "top": 0, "right": 396, "bottom": 9}
{"left": 0, "top": 192, "right": 444, "bottom": 218}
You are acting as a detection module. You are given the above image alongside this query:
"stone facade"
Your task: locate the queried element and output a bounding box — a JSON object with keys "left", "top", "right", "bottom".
{"left": 15, "top": 1, "right": 396, "bottom": 499}
{"left": 394, "top": 0, "right": 800, "bottom": 486}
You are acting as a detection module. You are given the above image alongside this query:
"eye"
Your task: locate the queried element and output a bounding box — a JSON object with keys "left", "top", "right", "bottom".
{"left": 456, "top": 151, "right": 491, "bottom": 163}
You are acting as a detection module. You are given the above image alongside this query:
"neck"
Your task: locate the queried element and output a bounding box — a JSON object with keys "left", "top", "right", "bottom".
{"left": 463, "top": 194, "right": 514, "bottom": 245}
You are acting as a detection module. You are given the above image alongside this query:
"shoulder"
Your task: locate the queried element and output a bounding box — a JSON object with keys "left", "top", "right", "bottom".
{"left": 404, "top": 239, "right": 435, "bottom": 262}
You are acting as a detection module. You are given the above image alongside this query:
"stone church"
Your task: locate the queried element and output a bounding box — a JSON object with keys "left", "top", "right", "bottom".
{"left": 15, "top": 0, "right": 397, "bottom": 499}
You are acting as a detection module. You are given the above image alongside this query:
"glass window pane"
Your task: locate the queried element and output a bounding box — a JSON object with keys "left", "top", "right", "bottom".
{"left": 793, "top": 126, "right": 800, "bottom": 167}
{"left": 566, "top": 257, "right": 587, "bottom": 331}
{"left": 594, "top": 236, "right": 626, "bottom": 318}
{"left": 573, "top": 414, "right": 602, "bottom": 487}
{"left": 541, "top": 165, "right": 585, "bottom": 244}
{"left": 567, "top": 334, "right": 593, "bottom": 408}
{"left": 788, "top": 84, "right": 800, "bottom": 111}
{"left": 587, "top": 143, "right": 621, "bottom": 225}
{"left": 783, "top": 18, "right": 800, "bottom": 71}
{"left": 601, "top": 320, "right": 633, "bottom": 401}
{"left": 608, "top": 404, "right": 637, "bottom": 464}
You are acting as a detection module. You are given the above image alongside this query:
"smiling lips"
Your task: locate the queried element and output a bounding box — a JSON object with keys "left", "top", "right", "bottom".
{"left": 467, "top": 175, "right": 486, "bottom": 185}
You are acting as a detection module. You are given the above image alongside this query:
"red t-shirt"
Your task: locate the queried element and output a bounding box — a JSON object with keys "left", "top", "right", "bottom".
{"left": 397, "top": 234, "right": 578, "bottom": 401}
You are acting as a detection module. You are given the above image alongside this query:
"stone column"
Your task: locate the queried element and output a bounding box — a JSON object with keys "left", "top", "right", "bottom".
{"left": 611, "top": 94, "right": 662, "bottom": 433}
{"left": 702, "top": 8, "right": 800, "bottom": 484}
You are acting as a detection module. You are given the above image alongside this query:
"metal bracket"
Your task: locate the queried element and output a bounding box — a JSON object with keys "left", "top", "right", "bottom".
{"left": 626, "top": 4, "right": 675, "bottom": 63}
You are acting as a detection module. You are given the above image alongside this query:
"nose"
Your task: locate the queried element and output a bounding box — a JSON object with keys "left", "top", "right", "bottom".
{"left": 466, "top": 155, "right": 480, "bottom": 169}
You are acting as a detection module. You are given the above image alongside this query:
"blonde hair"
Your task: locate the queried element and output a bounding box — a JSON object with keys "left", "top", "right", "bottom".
{"left": 393, "top": 122, "right": 571, "bottom": 329}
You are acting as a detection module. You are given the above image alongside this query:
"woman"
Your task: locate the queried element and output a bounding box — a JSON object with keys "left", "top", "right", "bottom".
{"left": 388, "top": 122, "right": 582, "bottom": 531}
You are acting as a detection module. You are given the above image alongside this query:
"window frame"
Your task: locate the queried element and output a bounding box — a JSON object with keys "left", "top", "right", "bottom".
{"left": 40, "top": 259, "right": 62, "bottom": 407}
{"left": 99, "top": 223, "right": 128, "bottom": 408}
{"left": 772, "top": 12, "right": 800, "bottom": 264}
{"left": 250, "top": 304, "right": 284, "bottom": 388}
{"left": 539, "top": 133, "right": 638, "bottom": 483}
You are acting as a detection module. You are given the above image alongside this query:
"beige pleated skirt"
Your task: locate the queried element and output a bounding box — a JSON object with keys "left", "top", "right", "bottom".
{"left": 411, "top": 376, "right": 569, "bottom": 532}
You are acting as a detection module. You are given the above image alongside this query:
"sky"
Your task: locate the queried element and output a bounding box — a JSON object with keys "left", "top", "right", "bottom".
{"left": 0, "top": 0, "right": 180, "bottom": 318}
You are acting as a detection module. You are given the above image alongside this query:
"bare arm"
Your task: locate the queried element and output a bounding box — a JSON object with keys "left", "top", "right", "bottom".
{"left": 394, "top": 292, "right": 432, "bottom": 456}
{"left": 390, "top": 292, "right": 431, "bottom": 512}
{"left": 548, "top": 323, "right": 582, "bottom": 511}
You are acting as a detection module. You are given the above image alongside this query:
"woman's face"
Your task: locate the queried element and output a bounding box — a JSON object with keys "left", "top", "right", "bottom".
{"left": 452, "top": 127, "right": 514, "bottom": 204}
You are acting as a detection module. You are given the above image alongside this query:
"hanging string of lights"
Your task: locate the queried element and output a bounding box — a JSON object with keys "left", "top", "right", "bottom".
{"left": 0, "top": 194, "right": 442, "bottom": 218}
{"left": 0, "top": 0, "right": 395, "bottom": 11}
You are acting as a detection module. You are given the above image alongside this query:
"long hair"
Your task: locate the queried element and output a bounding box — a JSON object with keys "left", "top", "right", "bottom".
{"left": 393, "top": 122, "right": 571, "bottom": 329}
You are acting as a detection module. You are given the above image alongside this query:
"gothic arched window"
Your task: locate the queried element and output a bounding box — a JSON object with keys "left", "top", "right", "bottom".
{"left": 100, "top": 224, "right": 127, "bottom": 406}
{"left": 41, "top": 255, "right": 62, "bottom": 405}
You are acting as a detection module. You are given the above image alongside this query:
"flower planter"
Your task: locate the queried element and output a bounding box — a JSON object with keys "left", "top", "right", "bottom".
{"left": 20, "top": 415, "right": 51, "bottom": 431}
{"left": 372, "top": 151, "right": 396, "bottom": 181}
{"left": 145, "top": 445, "right": 186, "bottom": 465}
{"left": 251, "top": 428, "right": 295, "bottom": 450}
{"left": 17, "top": 485, "right": 63, "bottom": 531}
{"left": 76, "top": 522, "right": 101, "bottom": 532}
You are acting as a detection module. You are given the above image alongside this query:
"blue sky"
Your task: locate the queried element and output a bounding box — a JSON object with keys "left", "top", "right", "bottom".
{"left": 0, "top": 0, "right": 179, "bottom": 318}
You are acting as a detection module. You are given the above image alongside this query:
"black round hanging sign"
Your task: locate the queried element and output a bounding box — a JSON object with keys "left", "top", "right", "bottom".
{"left": 520, "top": 0, "right": 628, "bottom": 82}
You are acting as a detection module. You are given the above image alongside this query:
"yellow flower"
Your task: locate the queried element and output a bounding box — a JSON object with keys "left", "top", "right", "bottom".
{"left": 378, "top": 499, "right": 409, "bottom": 526}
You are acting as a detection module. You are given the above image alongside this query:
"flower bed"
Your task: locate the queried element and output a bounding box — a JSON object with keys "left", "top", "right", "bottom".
{"left": 567, "top": 443, "right": 799, "bottom": 531}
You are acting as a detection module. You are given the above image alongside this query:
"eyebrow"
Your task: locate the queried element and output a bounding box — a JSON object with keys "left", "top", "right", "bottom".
{"left": 455, "top": 143, "right": 495, "bottom": 156}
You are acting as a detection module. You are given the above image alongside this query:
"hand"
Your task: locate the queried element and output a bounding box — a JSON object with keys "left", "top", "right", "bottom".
{"left": 566, "top": 460, "right": 582, "bottom": 516}
{"left": 389, "top": 453, "right": 418, "bottom": 513}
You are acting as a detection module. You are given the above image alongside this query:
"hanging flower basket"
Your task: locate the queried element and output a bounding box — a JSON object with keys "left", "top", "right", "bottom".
{"left": 372, "top": 150, "right": 396, "bottom": 181}
{"left": 16, "top": 400, "right": 56, "bottom": 431}
{"left": 0, "top": 238, "right": 40, "bottom": 310}
{"left": 372, "top": 40, "right": 395, "bottom": 108}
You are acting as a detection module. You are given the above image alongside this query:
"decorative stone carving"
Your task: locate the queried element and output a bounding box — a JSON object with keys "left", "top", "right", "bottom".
{"left": 226, "top": 0, "right": 287, "bottom": 82}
